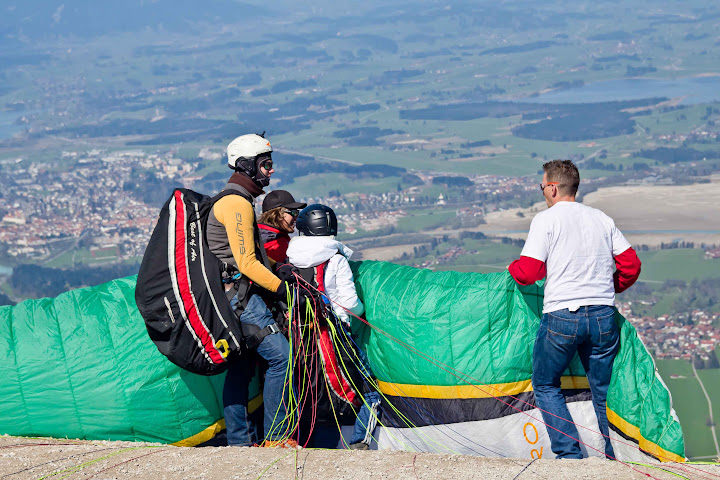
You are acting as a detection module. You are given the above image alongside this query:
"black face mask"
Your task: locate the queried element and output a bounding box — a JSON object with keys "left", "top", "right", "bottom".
{"left": 252, "top": 155, "right": 272, "bottom": 188}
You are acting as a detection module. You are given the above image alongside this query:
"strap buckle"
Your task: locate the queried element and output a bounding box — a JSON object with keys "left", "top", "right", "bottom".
{"left": 243, "top": 322, "right": 282, "bottom": 350}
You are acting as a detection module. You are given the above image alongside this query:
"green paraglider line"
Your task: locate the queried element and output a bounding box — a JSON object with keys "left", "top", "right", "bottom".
{"left": 33, "top": 446, "right": 165, "bottom": 480}
{"left": 348, "top": 311, "right": 707, "bottom": 479}
{"left": 254, "top": 450, "right": 297, "bottom": 480}
{"left": 293, "top": 282, "right": 348, "bottom": 448}
{"left": 83, "top": 448, "right": 167, "bottom": 479}
{"left": 297, "top": 276, "right": 704, "bottom": 480}
{"left": 329, "top": 304, "right": 515, "bottom": 458}
{"left": 289, "top": 275, "right": 488, "bottom": 455}
{"left": 264, "top": 285, "right": 302, "bottom": 445}
{"left": 324, "top": 307, "right": 477, "bottom": 455}
{"left": 294, "top": 276, "right": 639, "bottom": 470}
{"left": 0, "top": 446, "right": 119, "bottom": 479}
{"left": 287, "top": 287, "right": 320, "bottom": 447}
{"left": 288, "top": 284, "right": 326, "bottom": 447}
{"left": 626, "top": 461, "right": 691, "bottom": 479}
{"left": 287, "top": 279, "right": 454, "bottom": 454}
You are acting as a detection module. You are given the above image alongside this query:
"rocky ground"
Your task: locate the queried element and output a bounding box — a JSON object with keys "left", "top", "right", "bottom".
{"left": 0, "top": 436, "right": 716, "bottom": 480}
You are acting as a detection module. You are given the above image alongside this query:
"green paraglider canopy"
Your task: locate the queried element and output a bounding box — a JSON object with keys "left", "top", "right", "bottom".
{"left": 0, "top": 262, "right": 684, "bottom": 461}
{"left": 0, "top": 276, "right": 260, "bottom": 446}
{"left": 349, "top": 261, "right": 684, "bottom": 461}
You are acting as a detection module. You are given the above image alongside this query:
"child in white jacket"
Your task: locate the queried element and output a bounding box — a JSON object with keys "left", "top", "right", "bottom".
{"left": 286, "top": 204, "right": 380, "bottom": 449}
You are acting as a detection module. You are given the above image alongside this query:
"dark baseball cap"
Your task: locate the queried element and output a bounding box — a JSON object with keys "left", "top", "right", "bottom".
{"left": 262, "top": 190, "right": 307, "bottom": 213}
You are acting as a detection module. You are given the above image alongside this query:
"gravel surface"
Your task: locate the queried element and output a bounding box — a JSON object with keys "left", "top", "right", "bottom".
{"left": 0, "top": 436, "right": 715, "bottom": 480}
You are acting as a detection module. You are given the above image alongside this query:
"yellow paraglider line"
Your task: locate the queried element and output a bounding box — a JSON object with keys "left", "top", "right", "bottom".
{"left": 289, "top": 278, "right": 511, "bottom": 457}
{"left": 298, "top": 276, "right": 695, "bottom": 477}
{"left": 290, "top": 283, "right": 449, "bottom": 453}
{"left": 326, "top": 317, "right": 425, "bottom": 452}
{"left": 264, "top": 273, "right": 692, "bottom": 479}
{"left": 264, "top": 285, "right": 301, "bottom": 444}
{"left": 325, "top": 316, "right": 467, "bottom": 455}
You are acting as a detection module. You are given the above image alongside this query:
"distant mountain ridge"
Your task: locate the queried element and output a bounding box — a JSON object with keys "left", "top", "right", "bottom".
{"left": 0, "top": 0, "right": 267, "bottom": 42}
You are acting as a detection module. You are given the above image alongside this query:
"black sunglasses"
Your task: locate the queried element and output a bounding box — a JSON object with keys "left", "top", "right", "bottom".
{"left": 539, "top": 182, "right": 559, "bottom": 192}
{"left": 260, "top": 159, "right": 273, "bottom": 171}
{"left": 283, "top": 209, "right": 299, "bottom": 217}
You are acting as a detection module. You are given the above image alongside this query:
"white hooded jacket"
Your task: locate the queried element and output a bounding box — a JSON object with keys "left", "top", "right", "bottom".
{"left": 286, "top": 236, "right": 364, "bottom": 325}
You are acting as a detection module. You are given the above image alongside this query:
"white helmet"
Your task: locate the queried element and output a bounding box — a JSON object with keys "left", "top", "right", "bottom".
{"left": 226, "top": 133, "right": 273, "bottom": 187}
{"left": 227, "top": 133, "right": 272, "bottom": 170}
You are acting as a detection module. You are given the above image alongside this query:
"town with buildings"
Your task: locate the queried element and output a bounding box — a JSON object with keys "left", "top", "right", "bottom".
{"left": 2, "top": 148, "right": 719, "bottom": 361}
{"left": 0, "top": 148, "right": 537, "bottom": 265}
{"left": 617, "top": 301, "right": 720, "bottom": 361}
{"left": 0, "top": 150, "right": 187, "bottom": 261}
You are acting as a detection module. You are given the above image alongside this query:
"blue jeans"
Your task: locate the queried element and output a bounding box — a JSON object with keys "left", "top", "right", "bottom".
{"left": 532, "top": 305, "right": 619, "bottom": 459}
{"left": 348, "top": 340, "right": 382, "bottom": 446}
{"left": 224, "top": 295, "right": 291, "bottom": 446}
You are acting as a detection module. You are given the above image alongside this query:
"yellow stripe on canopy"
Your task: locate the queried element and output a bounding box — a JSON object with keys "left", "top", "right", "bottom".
{"left": 378, "top": 376, "right": 590, "bottom": 399}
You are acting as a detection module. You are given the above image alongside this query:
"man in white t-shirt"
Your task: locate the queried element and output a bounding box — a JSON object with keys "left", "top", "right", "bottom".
{"left": 508, "top": 160, "right": 641, "bottom": 459}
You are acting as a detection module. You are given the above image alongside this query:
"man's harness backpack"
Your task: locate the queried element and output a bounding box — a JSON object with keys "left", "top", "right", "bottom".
{"left": 135, "top": 188, "right": 280, "bottom": 376}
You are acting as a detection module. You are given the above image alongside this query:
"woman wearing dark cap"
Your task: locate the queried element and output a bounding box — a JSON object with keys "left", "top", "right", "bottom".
{"left": 258, "top": 190, "right": 307, "bottom": 262}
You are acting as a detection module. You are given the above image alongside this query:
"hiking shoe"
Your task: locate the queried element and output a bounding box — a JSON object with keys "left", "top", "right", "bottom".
{"left": 348, "top": 442, "right": 369, "bottom": 450}
{"left": 262, "top": 438, "right": 300, "bottom": 449}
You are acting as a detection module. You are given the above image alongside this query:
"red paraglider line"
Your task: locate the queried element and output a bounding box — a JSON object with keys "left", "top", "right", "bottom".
{"left": 287, "top": 280, "right": 331, "bottom": 447}
{"left": 0, "top": 442, "right": 83, "bottom": 449}
{"left": 84, "top": 449, "right": 166, "bottom": 479}
{"left": 294, "top": 273, "right": 716, "bottom": 480}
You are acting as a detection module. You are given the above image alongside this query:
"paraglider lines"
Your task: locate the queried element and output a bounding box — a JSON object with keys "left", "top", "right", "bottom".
{"left": 339, "top": 326, "right": 510, "bottom": 457}
{"left": 0, "top": 446, "right": 118, "bottom": 479}
{"left": 253, "top": 450, "right": 298, "bottom": 480}
{"left": 29, "top": 445, "right": 166, "bottom": 480}
{"left": 286, "top": 273, "right": 546, "bottom": 459}
{"left": 330, "top": 317, "right": 496, "bottom": 456}
{"left": 298, "top": 275, "right": 712, "bottom": 480}
{"left": 82, "top": 448, "right": 166, "bottom": 479}
{"left": 287, "top": 277, "right": 477, "bottom": 454}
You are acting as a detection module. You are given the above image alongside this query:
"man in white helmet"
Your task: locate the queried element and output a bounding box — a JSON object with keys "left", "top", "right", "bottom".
{"left": 206, "top": 133, "right": 297, "bottom": 448}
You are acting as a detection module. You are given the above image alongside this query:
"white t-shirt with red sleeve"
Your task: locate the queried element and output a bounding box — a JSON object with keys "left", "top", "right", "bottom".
{"left": 520, "top": 201, "right": 631, "bottom": 314}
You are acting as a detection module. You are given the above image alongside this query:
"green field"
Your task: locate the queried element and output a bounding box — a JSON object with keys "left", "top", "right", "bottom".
{"left": 281, "top": 172, "right": 405, "bottom": 198}
{"left": 432, "top": 239, "right": 521, "bottom": 273}
{"left": 389, "top": 234, "right": 521, "bottom": 273}
{"left": 697, "top": 367, "right": 720, "bottom": 447}
{"left": 396, "top": 208, "right": 461, "bottom": 233}
{"left": 656, "top": 359, "right": 717, "bottom": 459}
{"left": 637, "top": 249, "right": 720, "bottom": 283}
{"left": 614, "top": 248, "right": 720, "bottom": 317}
{"left": 650, "top": 291, "right": 682, "bottom": 316}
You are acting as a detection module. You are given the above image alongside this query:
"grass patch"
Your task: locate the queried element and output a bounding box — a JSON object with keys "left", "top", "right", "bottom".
{"left": 697, "top": 368, "right": 720, "bottom": 450}
{"left": 396, "top": 209, "right": 458, "bottom": 232}
{"left": 651, "top": 291, "right": 682, "bottom": 316}
{"left": 44, "top": 250, "right": 77, "bottom": 268}
{"left": 280, "top": 173, "right": 405, "bottom": 198}
{"left": 637, "top": 249, "right": 720, "bottom": 282}
{"left": 656, "top": 359, "right": 716, "bottom": 459}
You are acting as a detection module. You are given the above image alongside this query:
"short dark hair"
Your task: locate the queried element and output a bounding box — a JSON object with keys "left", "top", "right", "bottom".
{"left": 543, "top": 160, "right": 580, "bottom": 197}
